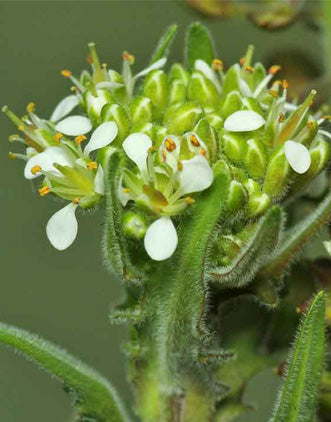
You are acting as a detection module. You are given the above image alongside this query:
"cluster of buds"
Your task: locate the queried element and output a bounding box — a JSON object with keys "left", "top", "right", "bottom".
{"left": 3, "top": 43, "right": 330, "bottom": 260}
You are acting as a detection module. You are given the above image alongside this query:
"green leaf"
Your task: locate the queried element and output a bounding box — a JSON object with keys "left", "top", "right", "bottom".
{"left": 270, "top": 291, "right": 326, "bottom": 422}
{"left": 0, "top": 322, "right": 129, "bottom": 422}
{"left": 260, "top": 192, "right": 331, "bottom": 279}
{"left": 185, "top": 22, "right": 215, "bottom": 71}
{"left": 102, "top": 149, "right": 141, "bottom": 282}
{"left": 209, "top": 206, "right": 283, "bottom": 287}
{"left": 150, "top": 24, "right": 178, "bottom": 63}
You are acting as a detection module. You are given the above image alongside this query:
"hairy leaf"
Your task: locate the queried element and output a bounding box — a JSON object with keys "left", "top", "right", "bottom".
{"left": 260, "top": 192, "right": 331, "bottom": 278}
{"left": 0, "top": 323, "right": 129, "bottom": 422}
{"left": 270, "top": 291, "right": 326, "bottom": 422}
{"left": 185, "top": 22, "right": 215, "bottom": 71}
{"left": 209, "top": 206, "right": 283, "bottom": 287}
{"left": 150, "top": 24, "right": 178, "bottom": 63}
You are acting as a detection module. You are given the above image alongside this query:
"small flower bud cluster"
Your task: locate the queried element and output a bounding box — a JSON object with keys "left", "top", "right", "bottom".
{"left": 3, "top": 43, "right": 330, "bottom": 259}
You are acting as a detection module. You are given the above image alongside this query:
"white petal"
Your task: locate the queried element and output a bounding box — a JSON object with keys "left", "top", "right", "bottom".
{"left": 84, "top": 122, "right": 118, "bottom": 156}
{"left": 224, "top": 110, "right": 266, "bottom": 132}
{"left": 122, "top": 133, "right": 152, "bottom": 173}
{"left": 94, "top": 165, "right": 104, "bottom": 195}
{"left": 323, "top": 240, "right": 331, "bottom": 255}
{"left": 24, "top": 146, "right": 73, "bottom": 179}
{"left": 134, "top": 57, "right": 167, "bottom": 79}
{"left": 239, "top": 77, "right": 253, "bottom": 96}
{"left": 284, "top": 140, "right": 311, "bottom": 174}
{"left": 46, "top": 203, "right": 78, "bottom": 251}
{"left": 117, "top": 176, "right": 134, "bottom": 206}
{"left": 55, "top": 116, "right": 92, "bottom": 136}
{"left": 85, "top": 89, "right": 108, "bottom": 115}
{"left": 144, "top": 217, "right": 178, "bottom": 261}
{"left": 50, "top": 95, "right": 79, "bottom": 123}
{"left": 179, "top": 155, "right": 214, "bottom": 195}
{"left": 194, "top": 59, "right": 221, "bottom": 92}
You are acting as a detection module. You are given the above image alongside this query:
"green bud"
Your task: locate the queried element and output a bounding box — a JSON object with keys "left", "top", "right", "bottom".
{"left": 227, "top": 180, "right": 248, "bottom": 213}
{"left": 294, "top": 120, "right": 318, "bottom": 148}
{"left": 214, "top": 159, "right": 231, "bottom": 177}
{"left": 143, "top": 69, "right": 168, "bottom": 120}
{"left": 221, "top": 132, "right": 247, "bottom": 163}
{"left": 230, "top": 166, "right": 248, "bottom": 183}
{"left": 163, "top": 102, "right": 202, "bottom": 135}
{"left": 263, "top": 146, "right": 290, "bottom": 199}
{"left": 131, "top": 122, "right": 154, "bottom": 139}
{"left": 243, "top": 178, "right": 261, "bottom": 196}
{"left": 247, "top": 193, "right": 270, "bottom": 218}
{"left": 244, "top": 138, "right": 267, "bottom": 178}
{"left": 123, "top": 212, "right": 147, "bottom": 240}
{"left": 168, "top": 63, "right": 190, "bottom": 85}
{"left": 84, "top": 89, "right": 113, "bottom": 124}
{"left": 222, "top": 64, "right": 240, "bottom": 97}
{"left": 187, "top": 71, "right": 219, "bottom": 109}
{"left": 168, "top": 80, "right": 186, "bottom": 105}
{"left": 193, "top": 118, "right": 218, "bottom": 162}
{"left": 253, "top": 62, "right": 267, "bottom": 88}
{"left": 242, "top": 97, "right": 264, "bottom": 115}
{"left": 130, "top": 96, "right": 153, "bottom": 124}
{"left": 220, "top": 90, "right": 242, "bottom": 119}
{"left": 205, "top": 113, "right": 223, "bottom": 131}
{"left": 101, "top": 103, "right": 130, "bottom": 142}
{"left": 219, "top": 235, "right": 242, "bottom": 260}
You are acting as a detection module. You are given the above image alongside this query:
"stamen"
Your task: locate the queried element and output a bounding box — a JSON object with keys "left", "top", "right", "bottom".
{"left": 177, "top": 161, "right": 183, "bottom": 171}
{"left": 162, "top": 150, "right": 167, "bottom": 162}
{"left": 18, "top": 125, "right": 26, "bottom": 132}
{"left": 185, "top": 197, "right": 195, "bottom": 204}
{"left": 39, "top": 186, "right": 51, "bottom": 197}
{"left": 200, "top": 148, "right": 206, "bottom": 157}
{"left": 307, "top": 121, "right": 314, "bottom": 129}
{"left": 87, "top": 161, "right": 98, "bottom": 171}
{"left": 212, "top": 59, "right": 224, "bottom": 71}
{"left": 278, "top": 113, "right": 285, "bottom": 123}
{"left": 123, "top": 188, "right": 131, "bottom": 194}
{"left": 282, "top": 80, "right": 289, "bottom": 89}
{"left": 72, "top": 197, "right": 80, "bottom": 205}
{"left": 122, "top": 50, "right": 135, "bottom": 65}
{"left": 8, "top": 134, "right": 19, "bottom": 142}
{"left": 245, "top": 66, "right": 254, "bottom": 74}
{"left": 87, "top": 55, "right": 93, "bottom": 64}
{"left": 8, "top": 152, "right": 16, "bottom": 160}
{"left": 268, "top": 90, "right": 279, "bottom": 98}
{"left": 165, "top": 137, "right": 176, "bottom": 152}
{"left": 190, "top": 134, "right": 200, "bottom": 147}
{"left": 239, "top": 57, "right": 245, "bottom": 66}
{"left": 75, "top": 134, "right": 87, "bottom": 145}
{"left": 31, "top": 165, "right": 42, "bottom": 175}
{"left": 148, "top": 146, "right": 157, "bottom": 153}
{"left": 102, "top": 63, "right": 107, "bottom": 68}
{"left": 61, "top": 69, "right": 72, "bottom": 78}
{"left": 55, "top": 133, "right": 63, "bottom": 143}
{"left": 268, "top": 65, "right": 281, "bottom": 75}
{"left": 70, "top": 86, "right": 78, "bottom": 92}
{"left": 26, "top": 102, "right": 35, "bottom": 113}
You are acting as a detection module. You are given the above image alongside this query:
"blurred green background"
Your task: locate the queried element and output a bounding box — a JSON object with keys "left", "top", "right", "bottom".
{"left": 0, "top": 1, "right": 324, "bottom": 421}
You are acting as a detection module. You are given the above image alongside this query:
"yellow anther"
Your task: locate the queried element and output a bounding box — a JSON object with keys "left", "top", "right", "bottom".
{"left": 282, "top": 80, "right": 289, "bottom": 89}
{"left": 307, "top": 121, "right": 314, "bottom": 129}
{"left": 87, "top": 55, "right": 93, "bottom": 64}
{"left": 268, "top": 65, "right": 281, "bottom": 75}
{"left": 148, "top": 146, "right": 157, "bottom": 153}
{"left": 322, "top": 115, "right": 331, "bottom": 121}
{"left": 31, "top": 165, "right": 42, "bottom": 175}
{"left": 309, "top": 100, "right": 314, "bottom": 108}
{"left": 278, "top": 113, "right": 285, "bottom": 123}
{"left": 122, "top": 51, "right": 135, "bottom": 65}
{"left": 87, "top": 161, "right": 98, "bottom": 171}
{"left": 200, "top": 148, "right": 207, "bottom": 157}
{"left": 70, "top": 86, "right": 78, "bottom": 92}
{"left": 55, "top": 133, "right": 63, "bottom": 143}
{"left": 212, "top": 59, "right": 224, "bottom": 71}
{"left": 8, "top": 152, "right": 16, "bottom": 160}
{"left": 18, "top": 125, "right": 25, "bottom": 132}
{"left": 239, "top": 57, "right": 245, "bottom": 66}
{"left": 73, "top": 197, "right": 80, "bottom": 205}
{"left": 268, "top": 90, "right": 279, "bottom": 98}
{"left": 185, "top": 197, "right": 195, "bottom": 204}
{"left": 162, "top": 150, "right": 167, "bottom": 162}
{"left": 75, "top": 134, "right": 87, "bottom": 145}
{"left": 39, "top": 186, "right": 51, "bottom": 197}
{"left": 102, "top": 63, "right": 107, "bottom": 68}
{"left": 245, "top": 66, "right": 254, "bottom": 74}
{"left": 123, "top": 188, "right": 131, "bottom": 194}
{"left": 9, "top": 134, "right": 19, "bottom": 142}
{"left": 61, "top": 69, "right": 72, "bottom": 78}
{"left": 177, "top": 161, "right": 183, "bottom": 171}
{"left": 190, "top": 134, "right": 200, "bottom": 147}
{"left": 165, "top": 137, "right": 176, "bottom": 152}
{"left": 26, "top": 102, "right": 35, "bottom": 113}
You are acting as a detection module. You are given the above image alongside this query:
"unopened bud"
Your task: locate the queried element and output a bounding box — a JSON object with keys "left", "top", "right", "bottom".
{"left": 193, "top": 118, "right": 218, "bottom": 162}
{"left": 294, "top": 120, "right": 318, "bottom": 148}
{"left": 85, "top": 89, "right": 112, "bottom": 124}
{"left": 263, "top": 146, "right": 290, "bottom": 199}
{"left": 130, "top": 96, "right": 153, "bottom": 124}
{"left": 187, "top": 71, "right": 219, "bottom": 109}
{"left": 227, "top": 180, "right": 248, "bottom": 213}
{"left": 220, "top": 90, "right": 242, "bottom": 119}
{"left": 205, "top": 113, "right": 223, "bottom": 131}
{"left": 101, "top": 103, "right": 130, "bottom": 142}
{"left": 123, "top": 212, "right": 147, "bottom": 240}
{"left": 168, "top": 80, "right": 186, "bottom": 105}
{"left": 143, "top": 69, "right": 168, "bottom": 119}
{"left": 222, "top": 65, "right": 241, "bottom": 97}
{"left": 168, "top": 63, "right": 190, "bottom": 85}
{"left": 243, "top": 178, "right": 261, "bottom": 196}
{"left": 244, "top": 138, "right": 267, "bottom": 178}
{"left": 164, "top": 102, "right": 202, "bottom": 135}
{"left": 247, "top": 193, "right": 270, "bottom": 218}
{"left": 221, "top": 132, "right": 247, "bottom": 163}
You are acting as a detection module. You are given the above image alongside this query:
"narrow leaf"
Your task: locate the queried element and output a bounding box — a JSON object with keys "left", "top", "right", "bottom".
{"left": 209, "top": 206, "right": 283, "bottom": 287}
{"left": 270, "top": 291, "right": 326, "bottom": 422}
{"left": 260, "top": 192, "right": 331, "bottom": 278}
{"left": 185, "top": 22, "right": 215, "bottom": 71}
{"left": 150, "top": 24, "right": 178, "bottom": 63}
{"left": 0, "top": 322, "right": 129, "bottom": 422}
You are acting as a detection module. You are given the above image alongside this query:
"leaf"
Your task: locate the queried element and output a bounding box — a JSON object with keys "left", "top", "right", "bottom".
{"left": 185, "top": 22, "right": 216, "bottom": 71}
{"left": 150, "top": 24, "right": 178, "bottom": 63}
{"left": 269, "top": 291, "right": 326, "bottom": 422}
{"left": 102, "top": 149, "right": 141, "bottom": 282}
{"left": 209, "top": 206, "right": 283, "bottom": 288}
{"left": 0, "top": 322, "right": 129, "bottom": 422}
{"left": 260, "top": 192, "right": 331, "bottom": 279}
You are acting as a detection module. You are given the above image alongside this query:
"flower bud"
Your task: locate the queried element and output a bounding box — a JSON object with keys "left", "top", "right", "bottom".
{"left": 220, "top": 90, "right": 242, "bottom": 119}
{"left": 123, "top": 212, "right": 147, "bottom": 240}
{"left": 247, "top": 193, "right": 270, "bottom": 218}
{"left": 242, "top": 97, "right": 264, "bottom": 115}
{"left": 205, "top": 113, "right": 223, "bottom": 131}
{"left": 243, "top": 178, "right": 261, "bottom": 196}
{"left": 84, "top": 89, "right": 112, "bottom": 124}
{"left": 263, "top": 146, "right": 290, "bottom": 199}
{"left": 168, "top": 63, "right": 190, "bottom": 85}
{"left": 222, "top": 65, "right": 241, "bottom": 97}
{"left": 130, "top": 96, "right": 153, "bottom": 124}
{"left": 244, "top": 138, "right": 267, "bottom": 178}
{"left": 163, "top": 102, "right": 202, "bottom": 135}
{"left": 168, "top": 80, "right": 186, "bottom": 105}
{"left": 221, "top": 132, "right": 247, "bottom": 163}
{"left": 131, "top": 122, "right": 154, "bottom": 139}
{"left": 143, "top": 69, "right": 168, "bottom": 119}
{"left": 153, "top": 125, "right": 167, "bottom": 148}
{"left": 219, "top": 235, "right": 242, "bottom": 261}
{"left": 187, "top": 71, "right": 219, "bottom": 109}
{"left": 101, "top": 103, "right": 130, "bottom": 142}
{"left": 193, "top": 118, "right": 218, "bottom": 162}
{"left": 294, "top": 120, "right": 318, "bottom": 148}
{"left": 227, "top": 180, "right": 248, "bottom": 213}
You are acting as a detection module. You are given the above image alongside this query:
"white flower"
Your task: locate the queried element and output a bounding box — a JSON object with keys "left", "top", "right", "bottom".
{"left": 224, "top": 110, "right": 266, "bottom": 132}
{"left": 46, "top": 202, "right": 78, "bottom": 251}
{"left": 178, "top": 155, "right": 214, "bottom": 195}
{"left": 144, "top": 217, "right": 178, "bottom": 261}
{"left": 50, "top": 95, "right": 79, "bottom": 123}
{"left": 284, "top": 140, "right": 311, "bottom": 174}
{"left": 84, "top": 121, "right": 118, "bottom": 155}
{"left": 122, "top": 133, "right": 152, "bottom": 173}
{"left": 55, "top": 115, "right": 92, "bottom": 136}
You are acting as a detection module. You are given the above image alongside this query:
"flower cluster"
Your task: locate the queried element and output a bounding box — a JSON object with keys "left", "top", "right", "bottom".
{"left": 3, "top": 43, "right": 330, "bottom": 261}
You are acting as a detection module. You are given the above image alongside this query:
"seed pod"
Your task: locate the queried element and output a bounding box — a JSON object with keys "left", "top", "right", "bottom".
{"left": 143, "top": 69, "right": 168, "bottom": 120}
{"left": 187, "top": 70, "right": 219, "bottom": 109}
{"left": 168, "top": 63, "right": 190, "bottom": 85}
{"left": 220, "top": 90, "right": 242, "bottom": 119}
{"left": 130, "top": 96, "right": 153, "bottom": 124}
{"left": 168, "top": 80, "right": 186, "bottom": 105}
{"left": 123, "top": 212, "right": 147, "bottom": 240}
{"left": 263, "top": 146, "right": 290, "bottom": 199}
{"left": 227, "top": 180, "right": 248, "bottom": 213}
{"left": 221, "top": 132, "right": 247, "bottom": 163}
{"left": 163, "top": 102, "right": 202, "bottom": 135}
{"left": 244, "top": 138, "right": 267, "bottom": 178}
{"left": 193, "top": 118, "right": 218, "bottom": 162}
{"left": 101, "top": 103, "right": 131, "bottom": 142}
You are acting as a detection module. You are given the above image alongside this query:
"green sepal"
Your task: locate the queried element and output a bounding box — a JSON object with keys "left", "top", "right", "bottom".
{"left": 253, "top": 62, "right": 267, "bottom": 88}
{"left": 101, "top": 103, "right": 131, "bottom": 143}
{"left": 244, "top": 138, "right": 267, "bottom": 179}
{"left": 260, "top": 192, "right": 331, "bottom": 279}
{"left": 130, "top": 96, "right": 153, "bottom": 125}
{"left": 150, "top": 24, "right": 178, "bottom": 63}
{"left": 247, "top": 192, "right": 271, "bottom": 218}
{"left": 168, "top": 63, "right": 190, "bottom": 85}
{"left": 221, "top": 132, "right": 247, "bottom": 163}
{"left": 187, "top": 71, "right": 219, "bottom": 109}
{"left": 0, "top": 322, "right": 129, "bottom": 422}
{"left": 270, "top": 291, "right": 326, "bottom": 422}
{"left": 221, "top": 65, "right": 241, "bottom": 98}
{"left": 168, "top": 80, "right": 186, "bottom": 105}
{"left": 143, "top": 69, "right": 168, "bottom": 120}
{"left": 185, "top": 22, "right": 215, "bottom": 71}
{"left": 163, "top": 101, "right": 202, "bottom": 134}
{"left": 220, "top": 90, "right": 242, "bottom": 119}
{"left": 295, "top": 120, "right": 318, "bottom": 148}
{"left": 209, "top": 206, "right": 283, "bottom": 288}
{"left": 263, "top": 146, "right": 290, "bottom": 199}
{"left": 226, "top": 180, "right": 248, "bottom": 213}
{"left": 194, "top": 118, "right": 218, "bottom": 162}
